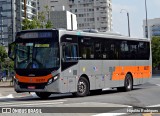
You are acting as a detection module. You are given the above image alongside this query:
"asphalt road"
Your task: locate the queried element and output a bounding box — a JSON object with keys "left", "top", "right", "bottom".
{"left": 0, "top": 76, "right": 160, "bottom": 116}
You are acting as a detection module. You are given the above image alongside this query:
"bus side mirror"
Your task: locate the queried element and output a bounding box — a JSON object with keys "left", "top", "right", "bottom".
{"left": 8, "top": 42, "right": 15, "bottom": 60}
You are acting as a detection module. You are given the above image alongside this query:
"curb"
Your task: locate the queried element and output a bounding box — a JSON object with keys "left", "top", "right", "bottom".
{"left": 0, "top": 86, "right": 13, "bottom": 88}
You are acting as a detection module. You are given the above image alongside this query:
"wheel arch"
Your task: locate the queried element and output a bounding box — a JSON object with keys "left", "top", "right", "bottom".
{"left": 79, "top": 74, "right": 90, "bottom": 90}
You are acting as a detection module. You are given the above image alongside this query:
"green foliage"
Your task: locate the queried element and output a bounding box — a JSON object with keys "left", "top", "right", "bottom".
{"left": 0, "top": 46, "right": 14, "bottom": 72}
{"left": 45, "top": 20, "right": 53, "bottom": 29}
{"left": 2, "top": 59, "right": 14, "bottom": 72}
{"left": 22, "top": 5, "right": 53, "bottom": 30}
{"left": 0, "top": 46, "right": 7, "bottom": 63}
{"left": 151, "top": 36, "right": 160, "bottom": 68}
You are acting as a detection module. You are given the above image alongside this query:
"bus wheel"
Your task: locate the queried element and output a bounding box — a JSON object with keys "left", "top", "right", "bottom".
{"left": 74, "top": 77, "right": 90, "bottom": 97}
{"left": 35, "top": 92, "right": 51, "bottom": 99}
{"left": 117, "top": 74, "right": 133, "bottom": 92}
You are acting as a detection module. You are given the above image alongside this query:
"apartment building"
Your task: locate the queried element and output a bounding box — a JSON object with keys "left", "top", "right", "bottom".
{"left": 16, "top": 0, "right": 38, "bottom": 32}
{"left": 38, "top": 0, "right": 112, "bottom": 31}
{"left": 0, "top": 0, "right": 15, "bottom": 45}
{"left": 143, "top": 18, "right": 160, "bottom": 38}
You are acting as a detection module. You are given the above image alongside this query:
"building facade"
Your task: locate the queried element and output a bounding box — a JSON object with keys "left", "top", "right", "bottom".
{"left": 38, "top": 0, "right": 112, "bottom": 32}
{"left": 50, "top": 11, "right": 77, "bottom": 30}
{"left": 0, "top": 0, "right": 15, "bottom": 45}
{"left": 16, "top": 0, "right": 38, "bottom": 32}
{"left": 143, "top": 18, "right": 160, "bottom": 38}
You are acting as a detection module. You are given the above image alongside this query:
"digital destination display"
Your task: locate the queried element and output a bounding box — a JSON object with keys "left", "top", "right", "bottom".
{"left": 19, "top": 32, "right": 52, "bottom": 39}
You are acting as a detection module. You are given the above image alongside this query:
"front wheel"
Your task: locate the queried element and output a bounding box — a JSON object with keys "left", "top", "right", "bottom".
{"left": 73, "top": 77, "right": 90, "bottom": 97}
{"left": 35, "top": 92, "right": 51, "bottom": 99}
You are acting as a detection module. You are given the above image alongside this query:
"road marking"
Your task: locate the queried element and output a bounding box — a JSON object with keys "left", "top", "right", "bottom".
{"left": 0, "top": 94, "right": 14, "bottom": 99}
{"left": 146, "top": 104, "right": 160, "bottom": 107}
{"left": 1, "top": 102, "right": 64, "bottom": 107}
{"left": 0, "top": 99, "right": 67, "bottom": 106}
{"left": 156, "top": 84, "right": 160, "bottom": 87}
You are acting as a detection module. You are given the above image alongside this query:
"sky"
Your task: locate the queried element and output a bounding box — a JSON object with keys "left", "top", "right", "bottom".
{"left": 112, "top": 0, "right": 160, "bottom": 38}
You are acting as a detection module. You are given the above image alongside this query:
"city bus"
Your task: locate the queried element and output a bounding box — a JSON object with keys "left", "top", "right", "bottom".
{"left": 8, "top": 29, "right": 152, "bottom": 99}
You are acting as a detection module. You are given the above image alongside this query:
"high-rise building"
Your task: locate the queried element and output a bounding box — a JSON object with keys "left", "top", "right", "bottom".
{"left": 143, "top": 18, "right": 160, "bottom": 38}
{"left": 16, "top": 0, "right": 38, "bottom": 32}
{"left": 0, "top": 0, "right": 38, "bottom": 46}
{"left": 38, "top": 0, "right": 112, "bottom": 32}
{"left": 0, "top": 0, "right": 15, "bottom": 45}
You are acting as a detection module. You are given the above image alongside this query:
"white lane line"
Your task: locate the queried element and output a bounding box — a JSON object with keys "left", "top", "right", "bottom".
{"left": 156, "top": 84, "right": 160, "bottom": 86}
{"left": 1, "top": 102, "right": 64, "bottom": 107}
{"left": 146, "top": 104, "right": 160, "bottom": 107}
{"left": 0, "top": 99, "right": 67, "bottom": 106}
{"left": 0, "top": 94, "right": 14, "bottom": 99}
{"left": 93, "top": 113, "right": 126, "bottom": 116}
{"left": 30, "top": 92, "right": 37, "bottom": 97}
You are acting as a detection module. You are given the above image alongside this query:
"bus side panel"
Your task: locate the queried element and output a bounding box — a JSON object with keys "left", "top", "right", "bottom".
{"left": 102, "top": 60, "right": 120, "bottom": 88}
{"left": 79, "top": 60, "right": 103, "bottom": 90}
{"left": 135, "top": 60, "right": 151, "bottom": 85}
{"left": 119, "top": 60, "right": 136, "bottom": 86}
{"left": 60, "top": 64, "right": 78, "bottom": 93}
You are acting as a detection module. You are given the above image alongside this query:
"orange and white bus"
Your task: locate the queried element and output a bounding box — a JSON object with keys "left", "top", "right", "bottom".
{"left": 9, "top": 29, "right": 152, "bottom": 99}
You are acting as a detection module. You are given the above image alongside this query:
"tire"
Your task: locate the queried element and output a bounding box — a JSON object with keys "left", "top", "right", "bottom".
{"left": 35, "top": 92, "right": 51, "bottom": 99}
{"left": 117, "top": 74, "right": 133, "bottom": 92}
{"left": 73, "top": 77, "right": 90, "bottom": 97}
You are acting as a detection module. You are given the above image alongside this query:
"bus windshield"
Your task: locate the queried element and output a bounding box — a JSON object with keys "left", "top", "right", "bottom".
{"left": 15, "top": 42, "right": 59, "bottom": 69}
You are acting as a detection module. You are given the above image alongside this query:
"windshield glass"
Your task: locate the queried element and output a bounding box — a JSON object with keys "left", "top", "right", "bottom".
{"left": 15, "top": 42, "right": 59, "bottom": 69}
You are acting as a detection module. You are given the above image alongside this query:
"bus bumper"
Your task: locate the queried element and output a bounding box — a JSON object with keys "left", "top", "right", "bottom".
{"left": 14, "top": 79, "right": 61, "bottom": 93}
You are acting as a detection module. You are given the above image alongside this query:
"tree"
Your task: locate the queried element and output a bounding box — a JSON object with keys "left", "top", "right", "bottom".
{"left": 22, "top": 5, "right": 53, "bottom": 30}
{"left": 22, "top": 18, "right": 31, "bottom": 30}
{"left": 0, "top": 46, "right": 7, "bottom": 63}
{"left": 151, "top": 36, "right": 160, "bottom": 68}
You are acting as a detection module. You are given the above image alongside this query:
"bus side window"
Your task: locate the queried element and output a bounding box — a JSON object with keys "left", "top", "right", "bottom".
{"left": 62, "top": 43, "right": 78, "bottom": 62}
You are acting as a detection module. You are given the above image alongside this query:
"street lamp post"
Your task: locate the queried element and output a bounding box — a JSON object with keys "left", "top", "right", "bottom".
{"left": 145, "top": 0, "right": 148, "bottom": 38}
{"left": 120, "top": 9, "right": 131, "bottom": 37}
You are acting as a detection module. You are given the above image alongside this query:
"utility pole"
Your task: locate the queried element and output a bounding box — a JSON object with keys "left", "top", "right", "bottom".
{"left": 120, "top": 9, "right": 131, "bottom": 37}
{"left": 145, "top": 0, "right": 148, "bottom": 38}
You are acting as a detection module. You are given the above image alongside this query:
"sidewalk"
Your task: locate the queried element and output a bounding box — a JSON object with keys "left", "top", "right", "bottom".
{"left": 0, "top": 81, "right": 13, "bottom": 88}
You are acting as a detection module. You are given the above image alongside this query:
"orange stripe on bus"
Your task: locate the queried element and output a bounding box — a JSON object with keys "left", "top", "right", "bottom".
{"left": 15, "top": 74, "right": 53, "bottom": 83}
{"left": 112, "top": 66, "right": 151, "bottom": 81}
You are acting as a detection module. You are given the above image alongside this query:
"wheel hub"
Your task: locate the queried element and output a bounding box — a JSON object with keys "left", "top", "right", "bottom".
{"left": 78, "top": 81, "right": 86, "bottom": 93}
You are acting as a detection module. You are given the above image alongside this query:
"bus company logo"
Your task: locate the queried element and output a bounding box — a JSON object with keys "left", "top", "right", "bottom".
{"left": 93, "top": 67, "right": 98, "bottom": 71}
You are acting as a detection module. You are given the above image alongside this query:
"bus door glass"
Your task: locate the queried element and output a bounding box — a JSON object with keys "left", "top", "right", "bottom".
{"left": 61, "top": 35, "right": 78, "bottom": 71}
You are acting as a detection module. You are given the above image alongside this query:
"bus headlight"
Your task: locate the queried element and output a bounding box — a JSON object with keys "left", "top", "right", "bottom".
{"left": 53, "top": 76, "right": 58, "bottom": 81}
{"left": 47, "top": 78, "right": 53, "bottom": 85}
{"left": 47, "top": 75, "right": 59, "bottom": 85}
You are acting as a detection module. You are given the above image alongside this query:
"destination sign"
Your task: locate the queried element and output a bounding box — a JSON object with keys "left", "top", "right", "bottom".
{"left": 19, "top": 32, "right": 52, "bottom": 39}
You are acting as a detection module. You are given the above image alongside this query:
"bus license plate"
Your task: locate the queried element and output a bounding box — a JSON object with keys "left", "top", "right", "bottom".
{"left": 28, "top": 86, "right": 35, "bottom": 89}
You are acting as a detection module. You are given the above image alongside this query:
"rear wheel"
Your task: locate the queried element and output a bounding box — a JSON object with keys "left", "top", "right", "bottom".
{"left": 35, "top": 92, "right": 51, "bottom": 99}
{"left": 117, "top": 74, "right": 133, "bottom": 92}
{"left": 73, "top": 77, "right": 90, "bottom": 97}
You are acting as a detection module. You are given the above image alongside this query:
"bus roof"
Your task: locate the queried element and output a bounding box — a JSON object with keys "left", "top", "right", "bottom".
{"left": 18, "top": 28, "right": 150, "bottom": 42}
